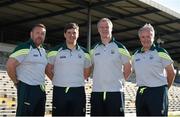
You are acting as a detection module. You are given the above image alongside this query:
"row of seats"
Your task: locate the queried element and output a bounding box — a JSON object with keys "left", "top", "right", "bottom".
{"left": 0, "top": 71, "right": 180, "bottom": 116}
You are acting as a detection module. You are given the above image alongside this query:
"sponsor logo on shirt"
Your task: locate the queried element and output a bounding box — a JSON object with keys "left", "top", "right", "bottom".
{"left": 95, "top": 53, "right": 100, "bottom": 56}
{"left": 135, "top": 58, "right": 140, "bottom": 61}
{"left": 33, "top": 54, "right": 38, "bottom": 57}
{"left": 60, "top": 56, "right": 66, "bottom": 59}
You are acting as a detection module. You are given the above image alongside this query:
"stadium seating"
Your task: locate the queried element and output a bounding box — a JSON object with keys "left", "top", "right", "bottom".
{"left": 0, "top": 70, "right": 180, "bottom": 116}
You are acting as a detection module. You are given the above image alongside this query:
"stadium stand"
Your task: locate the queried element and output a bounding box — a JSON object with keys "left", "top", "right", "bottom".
{"left": 0, "top": 70, "right": 180, "bottom": 117}
{"left": 0, "top": 0, "right": 180, "bottom": 116}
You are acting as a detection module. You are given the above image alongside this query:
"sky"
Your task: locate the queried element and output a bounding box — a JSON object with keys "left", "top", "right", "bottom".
{"left": 151, "top": 0, "right": 180, "bottom": 13}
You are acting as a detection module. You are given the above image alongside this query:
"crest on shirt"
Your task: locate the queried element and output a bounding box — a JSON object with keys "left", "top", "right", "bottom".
{"left": 149, "top": 55, "right": 154, "bottom": 60}
{"left": 111, "top": 49, "right": 115, "bottom": 54}
{"left": 78, "top": 54, "right": 82, "bottom": 58}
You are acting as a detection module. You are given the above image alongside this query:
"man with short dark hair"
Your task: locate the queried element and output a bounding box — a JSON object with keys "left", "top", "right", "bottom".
{"left": 46, "top": 22, "right": 91, "bottom": 116}
{"left": 6, "top": 23, "right": 47, "bottom": 116}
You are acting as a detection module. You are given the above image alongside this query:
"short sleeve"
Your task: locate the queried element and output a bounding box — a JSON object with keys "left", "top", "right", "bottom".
{"left": 84, "top": 52, "right": 91, "bottom": 68}
{"left": 9, "top": 46, "right": 29, "bottom": 63}
{"left": 118, "top": 46, "right": 131, "bottom": 64}
{"left": 158, "top": 50, "right": 173, "bottom": 68}
{"left": 47, "top": 51, "right": 58, "bottom": 65}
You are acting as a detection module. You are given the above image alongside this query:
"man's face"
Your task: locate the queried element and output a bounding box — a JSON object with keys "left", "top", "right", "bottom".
{"left": 98, "top": 20, "right": 112, "bottom": 39}
{"left": 30, "top": 26, "right": 46, "bottom": 47}
{"left": 64, "top": 28, "right": 79, "bottom": 44}
{"left": 139, "top": 30, "right": 154, "bottom": 50}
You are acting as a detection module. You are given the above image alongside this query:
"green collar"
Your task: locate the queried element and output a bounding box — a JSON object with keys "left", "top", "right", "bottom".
{"left": 100, "top": 37, "right": 115, "bottom": 45}
{"left": 62, "top": 42, "right": 80, "bottom": 50}
{"left": 140, "top": 44, "right": 156, "bottom": 53}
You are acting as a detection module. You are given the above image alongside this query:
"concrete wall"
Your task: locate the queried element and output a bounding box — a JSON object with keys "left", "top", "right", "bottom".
{"left": 0, "top": 43, "right": 16, "bottom": 53}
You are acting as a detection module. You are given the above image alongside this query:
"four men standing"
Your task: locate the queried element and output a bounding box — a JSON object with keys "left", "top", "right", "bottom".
{"left": 6, "top": 19, "right": 175, "bottom": 116}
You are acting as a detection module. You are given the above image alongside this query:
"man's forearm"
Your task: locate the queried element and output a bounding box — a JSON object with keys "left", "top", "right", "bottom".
{"left": 7, "top": 68, "right": 18, "bottom": 84}
{"left": 167, "top": 75, "right": 175, "bottom": 88}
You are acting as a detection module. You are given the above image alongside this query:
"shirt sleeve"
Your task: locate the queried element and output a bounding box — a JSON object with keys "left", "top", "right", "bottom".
{"left": 156, "top": 48, "right": 173, "bottom": 68}
{"left": 9, "top": 47, "right": 29, "bottom": 63}
{"left": 47, "top": 51, "right": 57, "bottom": 65}
{"left": 118, "top": 46, "right": 131, "bottom": 64}
{"left": 159, "top": 51, "right": 173, "bottom": 68}
{"left": 131, "top": 55, "right": 135, "bottom": 70}
{"left": 90, "top": 49, "right": 94, "bottom": 65}
{"left": 84, "top": 52, "right": 91, "bottom": 68}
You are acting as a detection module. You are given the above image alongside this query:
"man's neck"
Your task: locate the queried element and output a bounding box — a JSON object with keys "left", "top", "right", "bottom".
{"left": 66, "top": 42, "right": 76, "bottom": 50}
{"left": 101, "top": 36, "right": 112, "bottom": 45}
{"left": 35, "top": 44, "right": 41, "bottom": 48}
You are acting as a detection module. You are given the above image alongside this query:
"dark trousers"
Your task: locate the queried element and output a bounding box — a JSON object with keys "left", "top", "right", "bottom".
{"left": 16, "top": 81, "right": 46, "bottom": 116}
{"left": 91, "top": 92, "right": 125, "bottom": 116}
{"left": 52, "top": 86, "right": 86, "bottom": 116}
{"left": 136, "top": 85, "right": 168, "bottom": 116}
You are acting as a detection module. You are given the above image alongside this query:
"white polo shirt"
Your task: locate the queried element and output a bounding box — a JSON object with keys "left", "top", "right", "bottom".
{"left": 10, "top": 39, "right": 47, "bottom": 85}
{"left": 132, "top": 44, "right": 173, "bottom": 87}
{"left": 47, "top": 43, "right": 91, "bottom": 87}
{"left": 90, "top": 38, "right": 131, "bottom": 92}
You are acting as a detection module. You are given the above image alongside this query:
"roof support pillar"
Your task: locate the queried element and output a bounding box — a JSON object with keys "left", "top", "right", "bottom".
{"left": 87, "top": 1, "right": 92, "bottom": 51}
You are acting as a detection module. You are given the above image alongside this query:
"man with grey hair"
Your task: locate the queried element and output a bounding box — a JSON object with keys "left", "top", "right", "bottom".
{"left": 90, "top": 18, "right": 132, "bottom": 116}
{"left": 132, "top": 23, "right": 175, "bottom": 116}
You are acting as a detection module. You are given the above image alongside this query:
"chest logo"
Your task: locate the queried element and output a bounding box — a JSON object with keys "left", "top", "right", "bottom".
{"left": 111, "top": 50, "right": 115, "bottom": 54}
{"left": 149, "top": 55, "right": 154, "bottom": 60}
{"left": 60, "top": 56, "right": 66, "bottom": 59}
{"left": 33, "top": 54, "right": 38, "bottom": 57}
{"left": 95, "top": 53, "right": 100, "bottom": 56}
{"left": 135, "top": 58, "right": 140, "bottom": 62}
{"left": 78, "top": 54, "right": 82, "bottom": 58}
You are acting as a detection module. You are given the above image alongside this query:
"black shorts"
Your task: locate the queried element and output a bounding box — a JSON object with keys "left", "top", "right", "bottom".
{"left": 16, "top": 81, "right": 46, "bottom": 116}
{"left": 52, "top": 86, "right": 86, "bottom": 116}
{"left": 91, "top": 91, "right": 125, "bottom": 116}
{"left": 136, "top": 85, "right": 168, "bottom": 116}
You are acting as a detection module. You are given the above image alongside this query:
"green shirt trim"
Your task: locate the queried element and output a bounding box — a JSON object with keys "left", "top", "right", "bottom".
{"left": 10, "top": 49, "right": 29, "bottom": 58}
